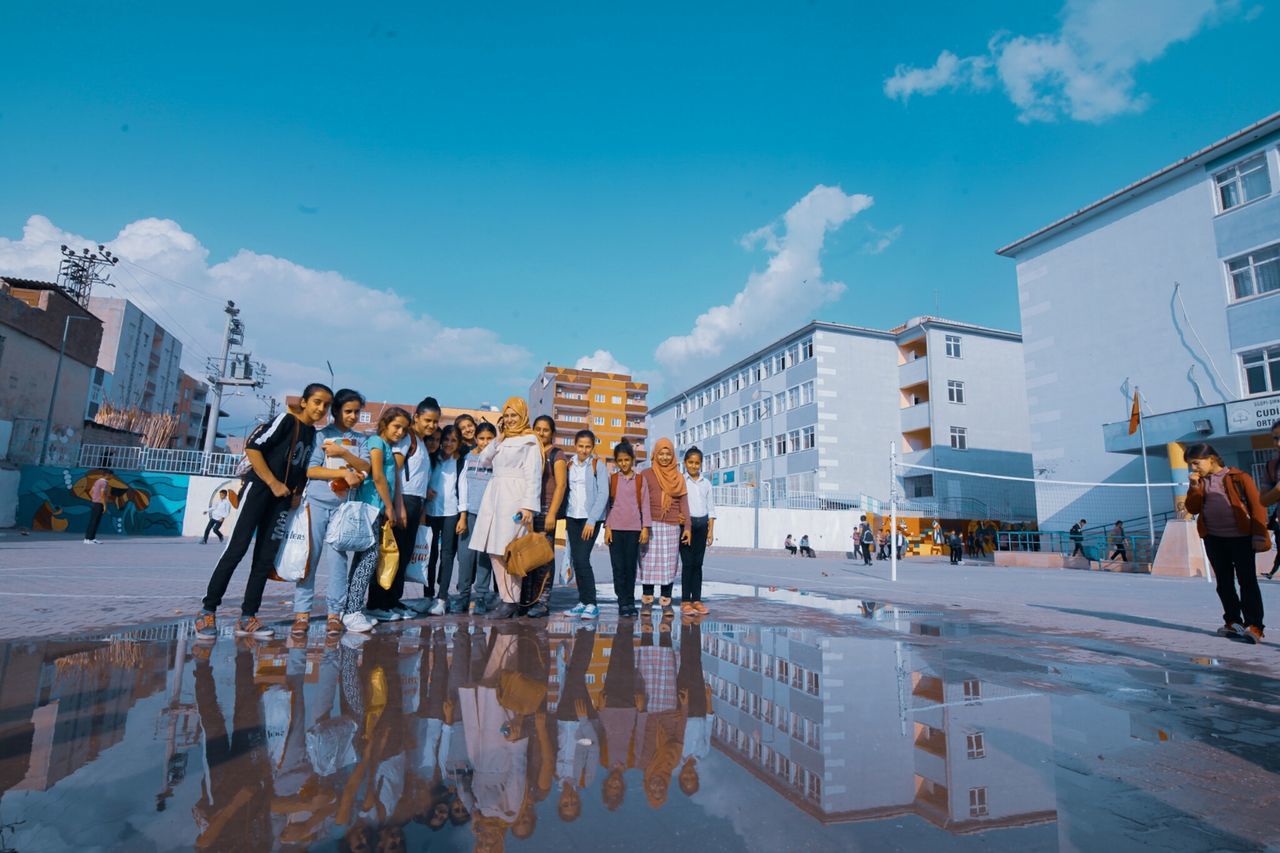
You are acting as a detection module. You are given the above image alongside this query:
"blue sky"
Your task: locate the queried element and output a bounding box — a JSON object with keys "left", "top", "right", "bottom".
{"left": 2, "top": 1, "right": 1276, "bottom": 426}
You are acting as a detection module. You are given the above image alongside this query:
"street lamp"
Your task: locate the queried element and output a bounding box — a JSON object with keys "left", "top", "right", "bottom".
{"left": 40, "top": 314, "right": 94, "bottom": 466}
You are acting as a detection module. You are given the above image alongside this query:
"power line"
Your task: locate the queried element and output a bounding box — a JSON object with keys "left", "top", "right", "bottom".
{"left": 116, "top": 258, "right": 224, "bottom": 303}
{"left": 113, "top": 263, "right": 219, "bottom": 361}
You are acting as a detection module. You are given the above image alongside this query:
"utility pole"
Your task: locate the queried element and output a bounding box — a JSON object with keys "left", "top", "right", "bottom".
{"left": 202, "top": 301, "right": 266, "bottom": 462}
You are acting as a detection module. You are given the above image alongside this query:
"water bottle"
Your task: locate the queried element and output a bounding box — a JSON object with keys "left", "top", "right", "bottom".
{"left": 512, "top": 513, "right": 524, "bottom": 522}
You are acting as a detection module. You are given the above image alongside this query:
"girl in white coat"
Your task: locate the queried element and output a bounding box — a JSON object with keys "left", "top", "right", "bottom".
{"left": 469, "top": 397, "right": 543, "bottom": 618}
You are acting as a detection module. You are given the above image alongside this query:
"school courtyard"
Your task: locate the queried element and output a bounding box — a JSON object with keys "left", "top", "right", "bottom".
{"left": 0, "top": 532, "right": 1277, "bottom": 851}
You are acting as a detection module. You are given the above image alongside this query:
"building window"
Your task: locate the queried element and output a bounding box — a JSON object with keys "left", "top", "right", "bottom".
{"left": 806, "top": 670, "right": 820, "bottom": 695}
{"left": 1228, "top": 243, "right": 1280, "bottom": 301}
{"left": 801, "top": 426, "right": 815, "bottom": 450}
{"left": 1241, "top": 345, "right": 1280, "bottom": 395}
{"left": 774, "top": 392, "right": 786, "bottom": 413}
{"left": 947, "top": 380, "right": 965, "bottom": 404}
{"left": 802, "top": 337, "right": 814, "bottom": 360}
{"left": 593, "top": 416, "right": 605, "bottom": 425}
{"left": 950, "top": 426, "right": 968, "bottom": 450}
{"left": 800, "top": 380, "right": 815, "bottom": 405}
{"left": 1216, "top": 153, "right": 1271, "bottom": 212}
{"left": 905, "top": 475, "right": 933, "bottom": 497}
{"left": 787, "top": 386, "right": 800, "bottom": 409}
{"left": 776, "top": 660, "right": 789, "bottom": 684}
{"left": 358, "top": 411, "right": 372, "bottom": 424}
{"left": 611, "top": 417, "right": 622, "bottom": 427}
{"left": 776, "top": 434, "right": 788, "bottom": 456}
{"left": 966, "top": 732, "right": 986, "bottom": 759}
{"left": 963, "top": 679, "right": 981, "bottom": 701}
{"left": 968, "top": 787, "right": 988, "bottom": 817}
{"left": 945, "top": 335, "right": 962, "bottom": 358}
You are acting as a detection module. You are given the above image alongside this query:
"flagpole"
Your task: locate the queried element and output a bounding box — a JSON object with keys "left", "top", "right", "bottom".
{"left": 1136, "top": 386, "right": 1156, "bottom": 552}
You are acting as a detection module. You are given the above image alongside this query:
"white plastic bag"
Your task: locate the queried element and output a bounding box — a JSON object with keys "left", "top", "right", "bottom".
{"left": 306, "top": 717, "right": 358, "bottom": 776}
{"left": 325, "top": 500, "right": 378, "bottom": 553}
{"left": 556, "top": 545, "right": 573, "bottom": 586}
{"left": 261, "top": 685, "right": 292, "bottom": 769}
{"left": 405, "top": 525, "right": 433, "bottom": 584}
{"left": 273, "top": 504, "right": 311, "bottom": 582}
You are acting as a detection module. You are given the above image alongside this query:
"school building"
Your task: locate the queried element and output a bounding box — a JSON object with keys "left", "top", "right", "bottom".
{"left": 527, "top": 365, "right": 649, "bottom": 462}
{"left": 997, "top": 109, "right": 1280, "bottom": 530}
{"left": 646, "top": 318, "right": 1034, "bottom": 520}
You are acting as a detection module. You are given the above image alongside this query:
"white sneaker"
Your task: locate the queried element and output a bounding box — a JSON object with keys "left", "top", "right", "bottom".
{"left": 342, "top": 612, "right": 376, "bottom": 633}
{"left": 83, "top": 539, "right": 101, "bottom": 545}
{"left": 366, "top": 608, "right": 399, "bottom": 622}
{"left": 428, "top": 598, "right": 447, "bottom": 616}
{"left": 403, "top": 599, "right": 433, "bottom": 615}
{"left": 392, "top": 606, "right": 416, "bottom": 620}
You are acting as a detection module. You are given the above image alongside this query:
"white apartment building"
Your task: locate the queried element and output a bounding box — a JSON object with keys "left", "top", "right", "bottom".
{"left": 648, "top": 318, "right": 1034, "bottom": 520}
{"left": 87, "top": 297, "right": 184, "bottom": 416}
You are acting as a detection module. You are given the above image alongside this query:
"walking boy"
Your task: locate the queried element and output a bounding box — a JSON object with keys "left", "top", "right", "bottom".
{"left": 202, "top": 490, "right": 233, "bottom": 544}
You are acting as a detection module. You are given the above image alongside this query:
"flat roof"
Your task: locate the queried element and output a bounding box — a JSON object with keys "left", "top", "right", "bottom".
{"left": 650, "top": 316, "right": 1021, "bottom": 413}
{"left": 996, "top": 109, "right": 1280, "bottom": 258}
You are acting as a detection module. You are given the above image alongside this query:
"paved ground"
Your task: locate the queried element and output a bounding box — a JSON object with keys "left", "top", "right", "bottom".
{"left": 2, "top": 531, "right": 1277, "bottom": 677}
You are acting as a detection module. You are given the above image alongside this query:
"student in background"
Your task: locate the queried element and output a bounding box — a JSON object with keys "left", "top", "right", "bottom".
{"left": 376, "top": 397, "right": 437, "bottom": 618}
{"left": 452, "top": 422, "right": 498, "bottom": 614}
{"left": 201, "top": 489, "right": 233, "bottom": 544}
{"left": 564, "top": 430, "right": 609, "bottom": 620}
{"left": 83, "top": 471, "right": 111, "bottom": 544}
{"left": 678, "top": 447, "right": 714, "bottom": 616}
{"left": 604, "top": 441, "right": 649, "bottom": 618}
{"left": 1185, "top": 443, "right": 1268, "bottom": 645}
{"left": 784, "top": 535, "right": 797, "bottom": 556}
{"left": 420, "top": 424, "right": 466, "bottom": 617}
{"left": 798, "top": 534, "right": 814, "bottom": 558}
{"left": 197, "top": 384, "right": 330, "bottom": 641}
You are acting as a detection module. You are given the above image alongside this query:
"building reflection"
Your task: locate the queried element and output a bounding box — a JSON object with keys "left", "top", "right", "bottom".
{"left": 0, "top": 613, "right": 1164, "bottom": 849}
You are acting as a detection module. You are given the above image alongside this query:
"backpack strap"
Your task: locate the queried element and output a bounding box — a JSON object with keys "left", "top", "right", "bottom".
{"left": 609, "top": 472, "right": 618, "bottom": 500}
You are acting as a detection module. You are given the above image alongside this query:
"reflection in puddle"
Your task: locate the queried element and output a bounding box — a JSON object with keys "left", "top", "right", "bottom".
{"left": 0, "top": 609, "right": 1273, "bottom": 851}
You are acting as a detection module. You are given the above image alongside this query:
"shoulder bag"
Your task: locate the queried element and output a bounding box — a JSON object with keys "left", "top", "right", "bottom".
{"left": 503, "top": 520, "right": 555, "bottom": 578}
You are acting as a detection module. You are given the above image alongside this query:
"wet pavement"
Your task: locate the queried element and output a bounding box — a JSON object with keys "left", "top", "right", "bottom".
{"left": 0, "top": 585, "right": 1278, "bottom": 851}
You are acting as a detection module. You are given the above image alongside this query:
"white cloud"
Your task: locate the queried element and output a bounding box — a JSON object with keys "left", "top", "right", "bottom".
{"left": 654, "top": 185, "right": 871, "bottom": 382}
{"left": 574, "top": 349, "right": 632, "bottom": 375}
{"left": 0, "top": 215, "right": 530, "bottom": 423}
{"left": 884, "top": 0, "right": 1235, "bottom": 122}
{"left": 863, "top": 224, "right": 903, "bottom": 256}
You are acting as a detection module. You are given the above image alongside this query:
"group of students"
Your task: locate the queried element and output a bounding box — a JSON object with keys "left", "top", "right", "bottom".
{"left": 194, "top": 385, "right": 717, "bottom": 640}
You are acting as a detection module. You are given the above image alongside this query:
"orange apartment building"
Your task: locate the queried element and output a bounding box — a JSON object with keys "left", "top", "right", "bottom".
{"left": 527, "top": 365, "right": 648, "bottom": 462}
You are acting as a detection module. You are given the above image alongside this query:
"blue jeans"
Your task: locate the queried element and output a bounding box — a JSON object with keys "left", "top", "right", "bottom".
{"left": 292, "top": 499, "right": 354, "bottom": 615}
{"left": 453, "top": 511, "right": 493, "bottom": 603}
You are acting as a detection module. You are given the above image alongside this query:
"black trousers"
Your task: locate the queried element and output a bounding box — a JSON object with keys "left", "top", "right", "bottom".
{"left": 609, "top": 530, "right": 641, "bottom": 608}
{"left": 370, "top": 494, "right": 424, "bottom": 610}
{"left": 202, "top": 518, "right": 225, "bottom": 543}
{"left": 423, "top": 515, "right": 444, "bottom": 595}
{"left": 566, "top": 517, "right": 601, "bottom": 605}
{"left": 1204, "top": 534, "right": 1265, "bottom": 630}
{"left": 861, "top": 543, "right": 872, "bottom": 564}
{"left": 84, "top": 504, "right": 105, "bottom": 540}
{"left": 518, "top": 513, "right": 557, "bottom": 608}
{"left": 1070, "top": 542, "right": 1085, "bottom": 557}
{"left": 678, "top": 621, "right": 708, "bottom": 717}
{"left": 603, "top": 621, "right": 638, "bottom": 707}
{"left": 557, "top": 628, "right": 597, "bottom": 722}
{"left": 950, "top": 544, "right": 963, "bottom": 563}
{"left": 679, "top": 516, "right": 709, "bottom": 602}
{"left": 423, "top": 514, "right": 461, "bottom": 600}
{"left": 202, "top": 481, "right": 291, "bottom": 616}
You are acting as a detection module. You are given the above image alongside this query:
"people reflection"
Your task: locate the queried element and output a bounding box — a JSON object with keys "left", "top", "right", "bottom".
{"left": 639, "top": 616, "right": 683, "bottom": 808}
{"left": 192, "top": 641, "right": 273, "bottom": 850}
{"left": 556, "top": 626, "right": 602, "bottom": 822}
{"left": 599, "top": 619, "right": 643, "bottom": 811}
{"left": 677, "top": 619, "right": 713, "bottom": 798}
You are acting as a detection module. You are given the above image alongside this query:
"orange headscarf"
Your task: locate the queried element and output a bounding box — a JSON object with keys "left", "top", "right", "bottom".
{"left": 502, "top": 397, "right": 533, "bottom": 438}
{"left": 649, "top": 437, "right": 687, "bottom": 512}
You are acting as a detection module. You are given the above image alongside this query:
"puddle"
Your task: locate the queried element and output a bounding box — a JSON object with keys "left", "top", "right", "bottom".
{"left": 0, "top": 598, "right": 1276, "bottom": 851}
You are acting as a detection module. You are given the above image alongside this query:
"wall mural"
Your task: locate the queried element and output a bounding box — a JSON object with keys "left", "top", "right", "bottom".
{"left": 19, "top": 466, "right": 189, "bottom": 536}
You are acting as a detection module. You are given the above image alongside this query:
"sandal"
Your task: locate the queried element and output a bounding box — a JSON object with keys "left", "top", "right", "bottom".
{"left": 325, "top": 615, "right": 344, "bottom": 636}
{"left": 290, "top": 613, "right": 310, "bottom": 636}
{"left": 659, "top": 596, "right": 673, "bottom": 610}
{"left": 641, "top": 594, "right": 654, "bottom": 607}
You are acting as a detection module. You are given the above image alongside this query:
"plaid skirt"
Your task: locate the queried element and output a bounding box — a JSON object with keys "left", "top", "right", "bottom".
{"left": 638, "top": 521, "right": 681, "bottom": 585}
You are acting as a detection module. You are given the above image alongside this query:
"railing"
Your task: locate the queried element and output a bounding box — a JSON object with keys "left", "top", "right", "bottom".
{"left": 77, "top": 443, "right": 241, "bottom": 477}
{"left": 996, "top": 530, "right": 1161, "bottom": 563}
{"left": 712, "top": 485, "right": 863, "bottom": 511}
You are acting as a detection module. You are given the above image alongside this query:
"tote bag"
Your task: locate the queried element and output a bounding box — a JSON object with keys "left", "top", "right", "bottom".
{"left": 375, "top": 521, "right": 400, "bottom": 590}
{"left": 271, "top": 504, "right": 311, "bottom": 582}
{"left": 326, "top": 499, "right": 378, "bottom": 553}
{"left": 405, "top": 525, "right": 433, "bottom": 585}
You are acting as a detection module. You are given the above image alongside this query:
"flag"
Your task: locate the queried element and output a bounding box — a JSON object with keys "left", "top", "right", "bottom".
{"left": 1128, "top": 390, "right": 1141, "bottom": 435}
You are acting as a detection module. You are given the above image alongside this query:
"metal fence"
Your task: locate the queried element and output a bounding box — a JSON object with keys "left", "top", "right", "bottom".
{"left": 77, "top": 444, "right": 241, "bottom": 477}
{"left": 711, "top": 484, "right": 865, "bottom": 511}
{"left": 996, "top": 530, "right": 1160, "bottom": 564}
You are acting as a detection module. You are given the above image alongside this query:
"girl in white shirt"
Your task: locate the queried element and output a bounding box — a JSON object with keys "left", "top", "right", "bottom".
{"left": 679, "top": 447, "right": 715, "bottom": 616}
{"left": 424, "top": 425, "right": 466, "bottom": 614}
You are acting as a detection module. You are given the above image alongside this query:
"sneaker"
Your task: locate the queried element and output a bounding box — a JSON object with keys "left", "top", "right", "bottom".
{"left": 290, "top": 614, "right": 310, "bottom": 637}
{"left": 567, "top": 603, "right": 588, "bottom": 616}
{"left": 472, "top": 600, "right": 490, "bottom": 616}
{"left": 403, "top": 599, "right": 434, "bottom": 615}
{"left": 428, "top": 598, "right": 447, "bottom": 616}
{"left": 83, "top": 539, "right": 101, "bottom": 545}
{"left": 392, "top": 606, "right": 417, "bottom": 620}
{"left": 491, "top": 602, "right": 519, "bottom": 619}
{"left": 235, "top": 616, "right": 275, "bottom": 638}
{"left": 681, "top": 602, "right": 697, "bottom": 616}
{"left": 195, "top": 611, "right": 218, "bottom": 640}
{"left": 326, "top": 615, "right": 344, "bottom": 635}
{"left": 693, "top": 602, "right": 709, "bottom": 615}
{"left": 619, "top": 604, "right": 637, "bottom": 618}
{"left": 524, "top": 603, "right": 550, "bottom": 619}
{"left": 340, "top": 631, "right": 371, "bottom": 650}
{"left": 1217, "top": 621, "right": 1246, "bottom": 638}
{"left": 581, "top": 604, "right": 599, "bottom": 620}
{"left": 447, "top": 597, "right": 469, "bottom": 615}
{"left": 366, "top": 608, "right": 399, "bottom": 622}
{"left": 342, "top": 611, "right": 376, "bottom": 633}
{"left": 1243, "top": 626, "right": 1265, "bottom": 644}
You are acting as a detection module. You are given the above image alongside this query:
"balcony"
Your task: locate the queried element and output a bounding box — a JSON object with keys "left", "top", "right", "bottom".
{"left": 554, "top": 394, "right": 590, "bottom": 411}
{"left": 900, "top": 400, "right": 931, "bottom": 434}
{"left": 911, "top": 673, "right": 944, "bottom": 703}
{"left": 913, "top": 723, "right": 947, "bottom": 758}
{"left": 899, "top": 355, "right": 928, "bottom": 389}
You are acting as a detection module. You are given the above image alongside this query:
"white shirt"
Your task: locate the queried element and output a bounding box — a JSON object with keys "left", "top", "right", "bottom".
{"left": 567, "top": 456, "right": 590, "bottom": 519}
{"left": 209, "top": 498, "right": 232, "bottom": 521}
{"left": 685, "top": 474, "right": 716, "bottom": 519}
{"left": 427, "top": 458, "right": 462, "bottom": 517}
{"left": 396, "top": 434, "right": 433, "bottom": 499}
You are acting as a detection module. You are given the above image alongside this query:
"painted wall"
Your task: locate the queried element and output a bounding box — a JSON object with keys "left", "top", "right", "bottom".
{"left": 17, "top": 466, "right": 188, "bottom": 536}
{"left": 709, "top": 505, "right": 860, "bottom": 552}
{"left": 181, "top": 475, "right": 244, "bottom": 537}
